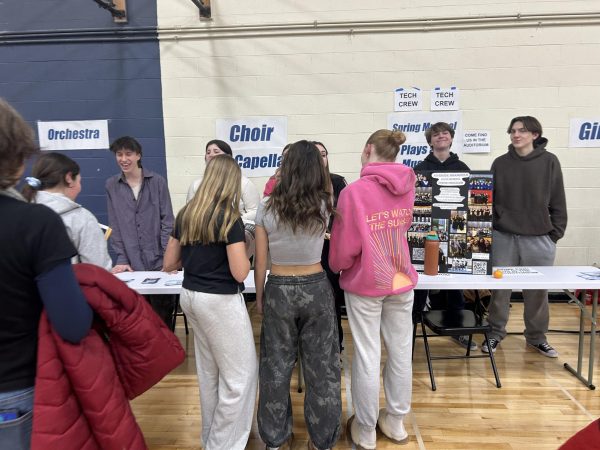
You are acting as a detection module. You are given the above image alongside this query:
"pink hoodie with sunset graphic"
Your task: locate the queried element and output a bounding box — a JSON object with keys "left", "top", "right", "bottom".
{"left": 329, "top": 162, "right": 417, "bottom": 297}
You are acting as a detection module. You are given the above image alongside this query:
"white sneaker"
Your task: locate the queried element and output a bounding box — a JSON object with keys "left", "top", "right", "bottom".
{"left": 377, "top": 408, "right": 409, "bottom": 445}
{"left": 346, "top": 415, "right": 376, "bottom": 450}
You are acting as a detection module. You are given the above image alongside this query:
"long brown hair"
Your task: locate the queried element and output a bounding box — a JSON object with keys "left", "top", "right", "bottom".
{"left": 0, "top": 99, "right": 38, "bottom": 190}
{"left": 178, "top": 155, "right": 242, "bottom": 245}
{"left": 266, "top": 140, "right": 332, "bottom": 234}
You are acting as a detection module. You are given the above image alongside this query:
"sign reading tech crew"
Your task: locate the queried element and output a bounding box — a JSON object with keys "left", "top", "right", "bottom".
{"left": 216, "top": 116, "right": 288, "bottom": 177}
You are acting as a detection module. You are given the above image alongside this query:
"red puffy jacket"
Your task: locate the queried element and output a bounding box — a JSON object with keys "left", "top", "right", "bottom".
{"left": 32, "top": 264, "right": 186, "bottom": 450}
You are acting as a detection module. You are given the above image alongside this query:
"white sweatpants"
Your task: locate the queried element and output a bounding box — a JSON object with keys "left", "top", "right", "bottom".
{"left": 345, "top": 290, "right": 414, "bottom": 439}
{"left": 180, "top": 289, "right": 258, "bottom": 450}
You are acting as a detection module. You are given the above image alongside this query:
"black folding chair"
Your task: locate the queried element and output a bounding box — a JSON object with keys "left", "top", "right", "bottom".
{"left": 418, "top": 292, "right": 501, "bottom": 391}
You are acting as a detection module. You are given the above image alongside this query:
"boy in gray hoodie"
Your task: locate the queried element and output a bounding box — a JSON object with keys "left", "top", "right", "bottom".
{"left": 483, "top": 116, "right": 567, "bottom": 357}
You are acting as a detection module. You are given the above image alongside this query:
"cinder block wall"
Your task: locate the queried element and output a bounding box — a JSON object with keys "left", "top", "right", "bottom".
{"left": 158, "top": 1, "right": 600, "bottom": 265}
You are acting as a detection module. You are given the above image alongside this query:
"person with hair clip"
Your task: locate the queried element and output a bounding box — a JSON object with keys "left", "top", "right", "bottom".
{"left": 0, "top": 98, "right": 92, "bottom": 449}
{"left": 330, "top": 130, "right": 417, "bottom": 449}
{"left": 162, "top": 155, "right": 256, "bottom": 450}
{"left": 255, "top": 140, "right": 341, "bottom": 450}
{"left": 22, "top": 152, "right": 112, "bottom": 271}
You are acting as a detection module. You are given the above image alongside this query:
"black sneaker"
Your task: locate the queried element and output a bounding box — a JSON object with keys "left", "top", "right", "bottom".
{"left": 481, "top": 338, "right": 499, "bottom": 353}
{"left": 527, "top": 342, "right": 558, "bottom": 358}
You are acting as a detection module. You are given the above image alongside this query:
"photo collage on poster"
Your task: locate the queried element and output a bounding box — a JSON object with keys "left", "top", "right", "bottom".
{"left": 408, "top": 171, "right": 493, "bottom": 275}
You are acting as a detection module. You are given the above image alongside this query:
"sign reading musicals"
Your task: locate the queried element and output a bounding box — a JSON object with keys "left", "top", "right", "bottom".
{"left": 409, "top": 171, "right": 494, "bottom": 275}
{"left": 37, "top": 120, "right": 109, "bottom": 151}
{"left": 216, "top": 116, "right": 288, "bottom": 177}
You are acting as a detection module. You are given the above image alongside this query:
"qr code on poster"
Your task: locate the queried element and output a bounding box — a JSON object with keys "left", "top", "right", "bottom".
{"left": 473, "top": 260, "right": 487, "bottom": 275}
{"left": 412, "top": 247, "right": 425, "bottom": 261}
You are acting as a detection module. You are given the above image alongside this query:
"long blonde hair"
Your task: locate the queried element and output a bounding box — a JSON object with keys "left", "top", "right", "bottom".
{"left": 178, "top": 155, "right": 242, "bottom": 245}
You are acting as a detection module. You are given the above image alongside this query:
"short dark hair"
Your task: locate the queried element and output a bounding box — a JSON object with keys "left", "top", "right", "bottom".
{"left": 0, "top": 98, "right": 39, "bottom": 189}
{"left": 110, "top": 136, "right": 142, "bottom": 167}
{"left": 507, "top": 116, "right": 543, "bottom": 137}
{"left": 425, "top": 122, "right": 455, "bottom": 145}
{"left": 205, "top": 139, "right": 233, "bottom": 156}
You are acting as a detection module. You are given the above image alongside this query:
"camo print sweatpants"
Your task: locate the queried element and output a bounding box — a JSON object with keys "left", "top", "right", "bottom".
{"left": 258, "top": 272, "right": 341, "bottom": 449}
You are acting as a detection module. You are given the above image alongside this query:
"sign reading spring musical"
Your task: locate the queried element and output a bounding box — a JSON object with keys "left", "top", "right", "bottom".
{"left": 216, "top": 116, "right": 288, "bottom": 177}
{"left": 387, "top": 111, "right": 463, "bottom": 168}
{"left": 37, "top": 120, "right": 109, "bottom": 151}
{"left": 409, "top": 171, "right": 494, "bottom": 275}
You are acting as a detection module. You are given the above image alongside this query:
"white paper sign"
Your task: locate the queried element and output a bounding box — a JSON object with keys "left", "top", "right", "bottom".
{"left": 430, "top": 87, "right": 459, "bottom": 111}
{"left": 394, "top": 87, "right": 422, "bottom": 112}
{"left": 569, "top": 118, "right": 600, "bottom": 148}
{"left": 37, "top": 120, "right": 109, "bottom": 150}
{"left": 462, "top": 130, "right": 491, "bottom": 153}
{"left": 386, "top": 111, "right": 463, "bottom": 168}
{"left": 493, "top": 267, "right": 541, "bottom": 275}
{"left": 216, "top": 116, "right": 288, "bottom": 177}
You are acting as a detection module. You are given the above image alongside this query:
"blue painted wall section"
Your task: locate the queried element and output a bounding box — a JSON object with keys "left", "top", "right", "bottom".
{"left": 0, "top": 0, "right": 166, "bottom": 237}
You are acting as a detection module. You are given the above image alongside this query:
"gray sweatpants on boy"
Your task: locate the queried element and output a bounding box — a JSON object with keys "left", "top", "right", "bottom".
{"left": 488, "top": 230, "right": 556, "bottom": 344}
{"left": 258, "top": 272, "right": 341, "bottom": 450}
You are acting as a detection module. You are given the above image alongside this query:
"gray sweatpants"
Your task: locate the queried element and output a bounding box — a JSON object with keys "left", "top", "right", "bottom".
{"left": 258, "top": 272, "right": 341, "bottom": 449}
{"left": 488, "top": 230, "right": 556, "bottom": 344}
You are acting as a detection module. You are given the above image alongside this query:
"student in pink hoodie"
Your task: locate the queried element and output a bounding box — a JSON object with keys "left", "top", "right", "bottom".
{"left": 329, "top": 129, "right": 417, "bottom": 450}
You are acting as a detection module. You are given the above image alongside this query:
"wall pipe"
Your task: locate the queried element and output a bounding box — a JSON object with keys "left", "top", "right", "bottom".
{"left": 1, "top": 12, "right": 599, "bottom": 45}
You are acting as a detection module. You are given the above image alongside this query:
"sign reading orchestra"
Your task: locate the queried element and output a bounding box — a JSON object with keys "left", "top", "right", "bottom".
{"left": 37, "top": 120, "right": 109, "bottom": 151}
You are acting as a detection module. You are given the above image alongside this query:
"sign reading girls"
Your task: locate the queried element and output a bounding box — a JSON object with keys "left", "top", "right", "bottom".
{"left": 216, "top": 116, "right": 288, "bottom": 177}
{"left": 569, "top": 118, "right": 600, "bottom": 148}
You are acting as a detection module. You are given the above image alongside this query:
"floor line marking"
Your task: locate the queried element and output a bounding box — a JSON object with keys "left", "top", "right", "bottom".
{"left": 548, "top": 372, "right": 594, "bottom": 420}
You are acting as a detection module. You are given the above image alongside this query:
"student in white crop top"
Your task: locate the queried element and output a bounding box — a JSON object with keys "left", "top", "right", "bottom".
{"left": 254, "top": 140, "right": 341, "bottom": 450}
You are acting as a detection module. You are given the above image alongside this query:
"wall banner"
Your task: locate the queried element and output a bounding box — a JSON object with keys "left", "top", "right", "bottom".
{"left": 216, "top": 116, "right": 288, "bottom": 177}
{"left": 386, "top": 111, "right": 463, "bottom": 168}
{"left": 37, "top": 120, "right": 109, "bottom": 150}
{"left": 409, "top": 171, "right": 494, "bottom": 275}
{"left": 569, "top": 118, "right": 600, "bottom": 148}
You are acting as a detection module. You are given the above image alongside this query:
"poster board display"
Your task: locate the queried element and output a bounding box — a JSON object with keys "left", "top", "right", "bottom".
{"left": 409, "top": 171, "right": 493, "bottom": 275}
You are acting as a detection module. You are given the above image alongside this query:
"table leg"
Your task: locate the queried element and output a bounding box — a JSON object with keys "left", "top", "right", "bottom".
{"left": 587, "top": 290, "right": 598, "bottom": 388}
{"left": 564, "top": 289, "right": 597, "bottom": 390}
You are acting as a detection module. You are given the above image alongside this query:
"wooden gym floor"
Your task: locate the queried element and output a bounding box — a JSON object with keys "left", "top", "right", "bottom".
{"left": 131, "top": 301, "right": 599, "bottom": 449}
